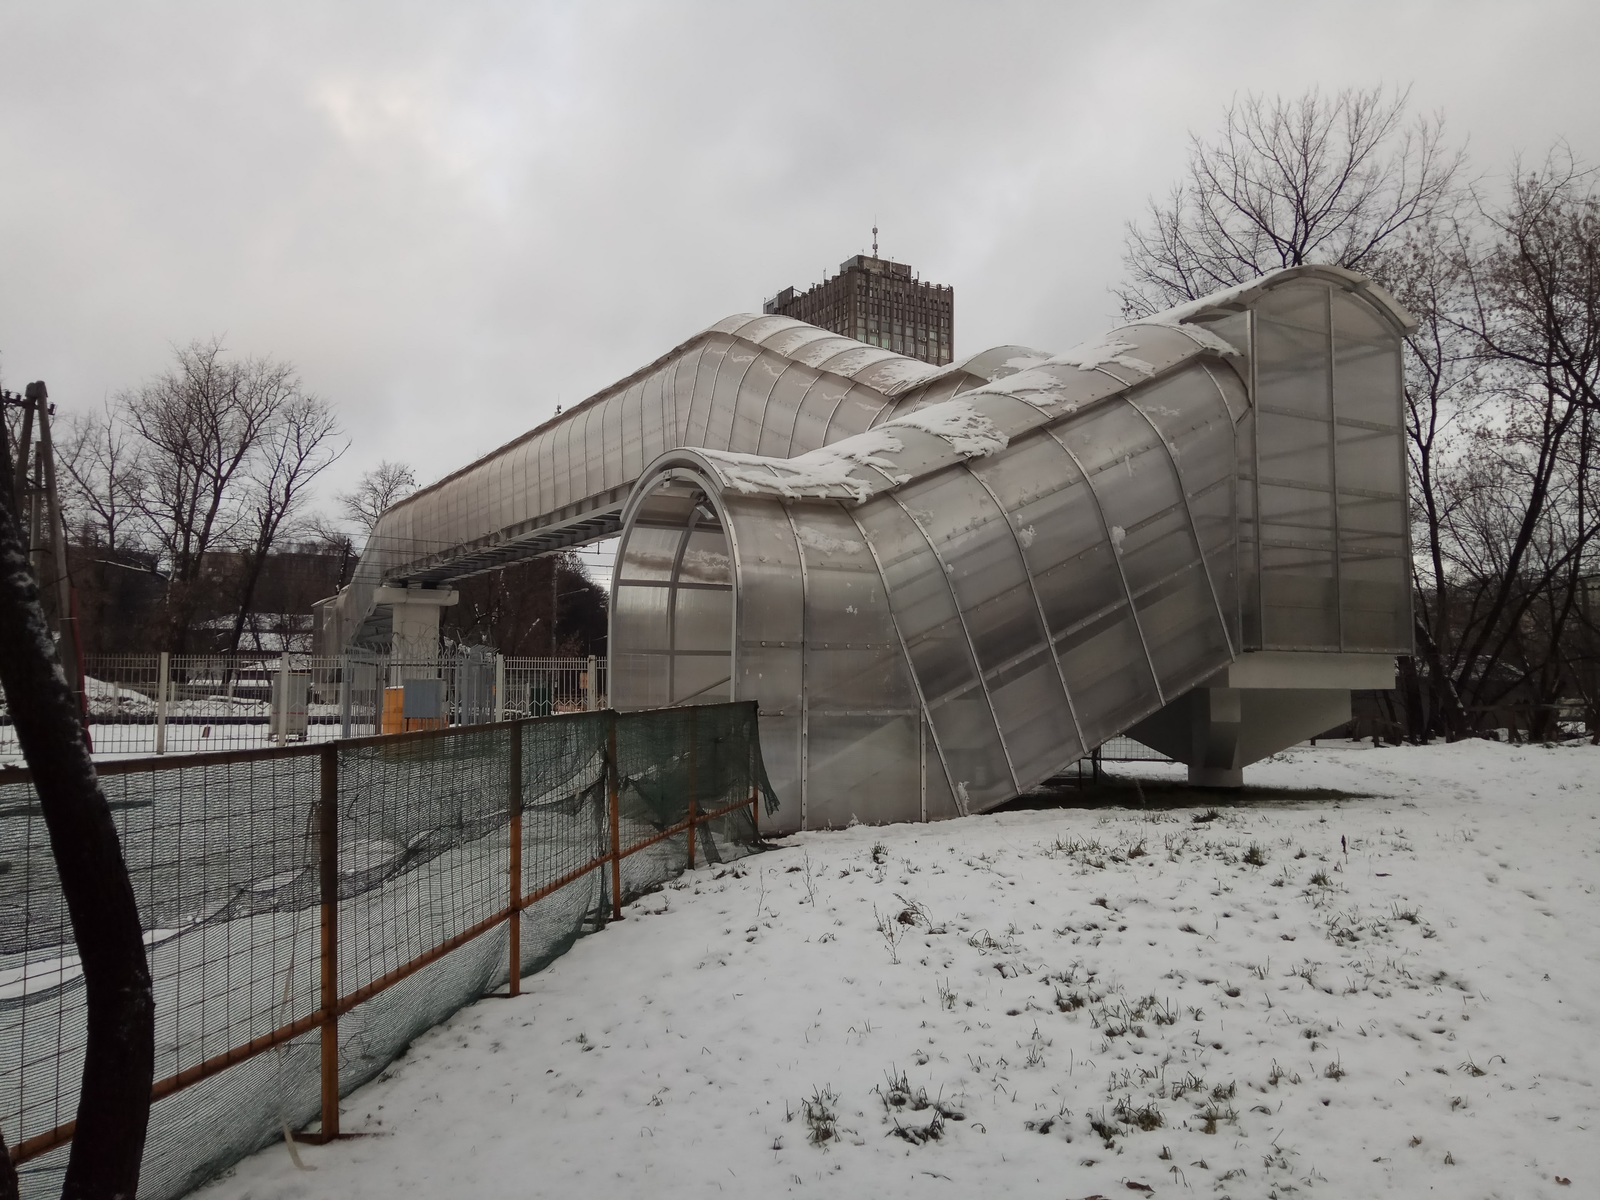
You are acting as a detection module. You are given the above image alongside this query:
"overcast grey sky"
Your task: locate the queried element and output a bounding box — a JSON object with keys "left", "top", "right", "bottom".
{"left": 3, "top": 1, "right": 1596, "bottom": 510}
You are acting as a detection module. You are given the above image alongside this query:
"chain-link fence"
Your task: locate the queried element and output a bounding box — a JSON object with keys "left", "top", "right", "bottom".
{"left": 1094, "top": 736, "right": 1174, "bottom": 764}
{"left": 0, "top": 651, "right": 607, "bottom": 762}
{"left": 0, "top": 700, "right": 768, "bottom": 1200}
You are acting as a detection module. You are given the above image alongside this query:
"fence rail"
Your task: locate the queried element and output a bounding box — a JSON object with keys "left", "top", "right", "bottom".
{"left": 0, "top": 701, "right": 767, "bottom": 1200}
{"left": 0, "top": 651, "right": 607, "bottom": 762}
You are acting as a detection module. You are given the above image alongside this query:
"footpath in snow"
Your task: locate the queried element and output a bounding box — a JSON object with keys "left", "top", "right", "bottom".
{"left": 197, "top": 740, "right": 1598, "bottom": 1200}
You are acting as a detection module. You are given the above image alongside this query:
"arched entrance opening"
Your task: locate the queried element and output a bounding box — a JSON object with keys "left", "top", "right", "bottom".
{"left": 609, "top": 469, "right": 735, "bottom": 710}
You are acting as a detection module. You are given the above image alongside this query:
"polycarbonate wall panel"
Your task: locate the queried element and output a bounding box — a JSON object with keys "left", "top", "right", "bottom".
{"left": 922, "top": 719, "right": 961, "bottom": 820}
{"left": 732, "top": 356, "right": 785, "bottom": 452}
{"left": 725, "top": 499, "right": 805, "bottom": 825}
{"left": 854, "top": 495, "right": 1013, "bottom": 810}
{"left": 706, "top": 342, "right": 759, "bottom": 451}
{"left": 683, "top": 341, "right": 730, "bottom": 448}
{"left": 755, "top": 369, "right": 814, "bottom": 457}
{"left": 805, "top": 714, "right": 920, "bottom": 828}
{"left": 668, "top": 519, "right": 734, "bottom": 705}
{"left": 901, "top": 469, "right": 1078, "bottom": 782}
{"left": 1332, "top": 293, "right": 1410, "bottom": 651}
{"left": 1254, "top": 283, "right": 1340, "bottom": 649}
{"left": 824, "top": 384, "right": 892, "bottom": 441}
{"left": 789, "top": 376, "right": 853, "bottom": 456}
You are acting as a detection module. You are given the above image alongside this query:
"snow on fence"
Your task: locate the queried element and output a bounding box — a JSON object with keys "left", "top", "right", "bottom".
{"left": 0, "top": 652, "right": 607, "bottom": 762}
{"left": 0, "top": 702, "right": 770, "bottom": 1200}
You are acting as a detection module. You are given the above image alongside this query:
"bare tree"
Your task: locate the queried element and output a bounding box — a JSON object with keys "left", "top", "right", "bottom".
{"left": 339, "top": 460, "right": 417, "bottom": 539}
{"left": 1385, "top": 219, "right": 1481, "bottom": 738}
{"left": 0, "top": 405, "right": 154, "bottom": 1200}
{"left": 223, "top": 393, "right": 346, "bottom": 652}
{"left": 1441, "top": 150, "right": 1600, "bottom": 734}
{"left": 125, "top": 338, "right": 301, "bottom": 650}
{"left": 57, "top": 401, "right": 145, "bottom": 551}
{"left": 1118, "top": 85, "right": 1461, "bottom": 316}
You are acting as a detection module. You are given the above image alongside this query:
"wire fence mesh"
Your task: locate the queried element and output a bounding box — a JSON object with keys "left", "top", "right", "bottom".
{"left": 0, "top": 652, "right": 607, "bottom": 762}
{"left": 0, "top": 700, "right": 768, "bottom": 1200}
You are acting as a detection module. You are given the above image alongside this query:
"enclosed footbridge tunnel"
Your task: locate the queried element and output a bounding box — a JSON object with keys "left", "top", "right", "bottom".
{"left": 318, "top": 267, "right": 1414, "bottom": 832}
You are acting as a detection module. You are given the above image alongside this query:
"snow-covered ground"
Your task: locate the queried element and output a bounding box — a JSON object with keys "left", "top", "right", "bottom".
{"left": 195, "top": 741, "right": 1598, "bottom": 1200}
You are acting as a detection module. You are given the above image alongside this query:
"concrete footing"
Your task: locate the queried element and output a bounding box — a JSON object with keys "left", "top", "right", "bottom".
{"left": 1188, "top": 765, "right": 1244, "bottom": 789}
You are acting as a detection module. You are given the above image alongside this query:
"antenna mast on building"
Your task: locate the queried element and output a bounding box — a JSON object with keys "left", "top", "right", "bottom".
{"left": 872, "top": 222, "right": 878, "bottom": 257}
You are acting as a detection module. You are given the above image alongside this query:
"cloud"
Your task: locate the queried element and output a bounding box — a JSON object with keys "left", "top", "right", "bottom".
{"left": 1, "top": 0, "right": 1595, "bottom": 508}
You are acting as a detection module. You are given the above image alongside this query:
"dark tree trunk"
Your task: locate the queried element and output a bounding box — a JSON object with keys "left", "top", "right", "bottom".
{"left": 0, "top": 431, "right": 154, "bottom": 1196}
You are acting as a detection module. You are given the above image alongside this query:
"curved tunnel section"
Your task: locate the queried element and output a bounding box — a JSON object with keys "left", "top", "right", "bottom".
{"left": 611, "top": 270, "right": 1413, "bottom": 832}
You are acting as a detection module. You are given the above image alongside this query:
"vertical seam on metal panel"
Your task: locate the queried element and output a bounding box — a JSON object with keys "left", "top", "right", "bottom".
{"left": 963, "top": 464, "right": 1087, "bottom": 755}
{"left": 885, "top": 487, "right": 1023, "bottom": 796}
{"left": 1121, "top": 386, "right": 1236, "bottom": 659}
{"left": 853, "top": 498, "right": 959, "bottom": 822}
{"left": 1326, "top": 285, "right": 1345, "bottom": 651}
{"left": 1038, "top": 425, "right": 1166, "bottom": 707}
{"left": 779, "top": 502, "right": 811, "bottom": 829}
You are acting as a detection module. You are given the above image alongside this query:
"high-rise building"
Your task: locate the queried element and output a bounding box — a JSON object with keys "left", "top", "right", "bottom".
{"left": 763, "top": 250, "right": 954, "bottom": 365}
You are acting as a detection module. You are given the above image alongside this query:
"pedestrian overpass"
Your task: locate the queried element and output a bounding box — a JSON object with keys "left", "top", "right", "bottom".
{"left": 316, "top": 266, "right": 1413, "bottom": 832}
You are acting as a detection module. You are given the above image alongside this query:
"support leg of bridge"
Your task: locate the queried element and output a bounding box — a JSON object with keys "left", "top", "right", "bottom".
{"left": 1187, "top": 765, "right": 1244, "bottom": 789}
{"left": 373, "top": 586, "right": 459, "bottom": 665}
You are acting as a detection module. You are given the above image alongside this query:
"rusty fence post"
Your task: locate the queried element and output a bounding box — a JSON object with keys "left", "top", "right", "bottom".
{"left": 685, "top": 707, "right": 698, "bottom": 870}
{"left": 507, "top": 721, "right": 523, "bottom": 996}
{"left": 607, "top": 711, "right": 622, "bottom": 921}
{"left": 317, "top": 743, "right": 340, "bottom": 1139}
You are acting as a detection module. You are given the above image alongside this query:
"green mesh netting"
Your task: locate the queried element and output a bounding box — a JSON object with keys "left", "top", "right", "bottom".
{"left": 0, "top": 701, "right": 771, "bottom": 1200}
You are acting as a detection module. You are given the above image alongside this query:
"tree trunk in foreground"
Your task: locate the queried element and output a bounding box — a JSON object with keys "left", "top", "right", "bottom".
{"left": 0, "top": 428, "right": 154, "bottom": 1197}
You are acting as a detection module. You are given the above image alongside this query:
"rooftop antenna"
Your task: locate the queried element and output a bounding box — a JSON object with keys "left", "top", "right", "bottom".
{"left": 872, "top": 221, "right": 878, "bottom": 257}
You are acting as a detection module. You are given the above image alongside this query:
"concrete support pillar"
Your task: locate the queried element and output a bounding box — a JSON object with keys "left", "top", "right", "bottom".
{"left": 1125, "top": 652, "right": 1394, "bottom": 789}
{"left": 372, "top": 586, "right": 459, "bottom": 669}
{"left": 1188, "top": 765, "right": 1245, "bottom": 789}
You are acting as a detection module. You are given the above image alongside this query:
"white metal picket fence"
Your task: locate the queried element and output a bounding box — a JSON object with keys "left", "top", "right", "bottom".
{"left": 0, "top": 651, "right": 606, "bottom": 761}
